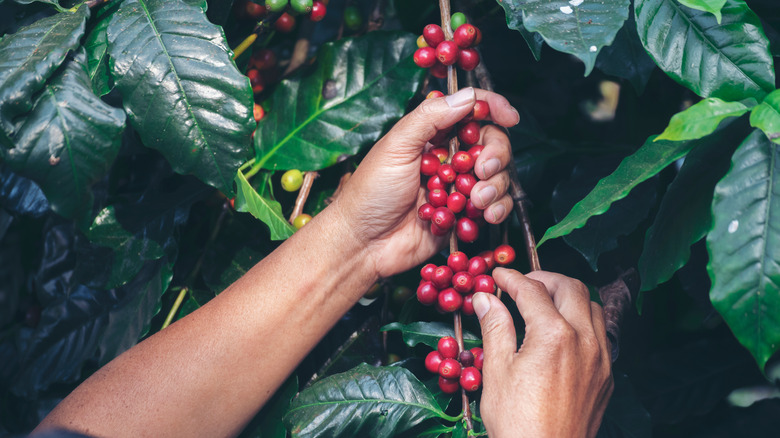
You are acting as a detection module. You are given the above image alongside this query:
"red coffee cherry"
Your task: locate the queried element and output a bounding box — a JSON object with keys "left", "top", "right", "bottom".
{"left": 414, "top": 47, "right": 437, "bottom": 68}
{"left": 420, "top": 153, "right": 441, "bottom": 176}
{"left": 474, "top": 274, "right": 496, "bottom": 294}
{"left": 459, "top": 349, "right": 475, "bottom": 367}
{"left": 438, "top": 288, "right": 463, "bottom": 312}
{"left": 455, "top": 173, "right": 477, "bottom": 196}
{"left": 310, "top": 1, "right": 327, "bottom": 21}
{"left": 428, "top": 189, "right": 448, "bottom": 208}
{"left": 478, "top": 250, "right": 496, "bottom": 270}
{"left": 467, "top": 256, "right": 488, "bottom": 276}
{"left": 430, "top": 62, "right": 448, "bottom": 78}
{"left": 457, "top": 48, "right": 480, "bottom": 71}
{"left": 458, "top": 121, "right": 481, "bottom": 145}
{"left": 245, "top": 1, "right": 267, "bottom": 19}
{"left": 247, "top": 69, "right": 265, "bottom": 94}
{"left": 462, "top": 293, "right": 475, "bottom": 315}
{"left": 472, "top": 100, "right": 490, "bottom": 120}
{"left": 474, "top": 27, "right": 483, "bottom": 45}
{"left": 420, "top": 263, "right": 436, "bottom": 281}
{"left": 452, "top": 271, "right": 474, "bottom": 294}
{"left": 438, "top": 336, "right": 459, "bottom": 359}
{"left": 447, "top": 251, "right": 469, "bottom": 273}
{"left": 453, "top": 23, "right": 478, "bottom": 48}
{"left": 417, "top": 281, "right": 439, "bottom": 305}
{"left": 250, "top": 49, "right": 277, "bottom": 71}
{"left": 456, "top": 217, "right": 479, "bottom": 243}
{"left": 438, "top": 376, "right": 460, "bottom": 394}
{"left": 432, "top": 265, "right": 454, "bottom": 289}
{"left": 418, "top": 203, "right": 435, "bottom": 221}
{"left": 471, "top": 347, "right": 484, "bottom": 370}
{"left": 494, "top": 244, "right": 516, "bottom": 265}
{"left": 423, "top": 24, "right": 445, "bottom": 48}
{"left": 427, "top": 90, "right": 445, "bottom": 99}
{"left": 460, "top": 367, "right": 482, "bottom": 392}
{"left": 432, "top": 206, "right": 456, "bottom": 230}
{"left": 437, "top": 163, "right": 456, "bottom": 184}
{"left": 427, "top": 175, "right": 446, "bottom": 191}
{"left": 436, "top": 41, "right": 460, "bottom": 66}
{"left": 439, "top": 358, "right": 462, "bottom": 379}
{"left": 447, "top": 192, "right": 467, "bottom": 214}
{"left": 464, "top": 199, "right": 482, "bottom": 219}
{"left": 431, "top": 147, "right": 449, "bottom": 163}
{"left": 425, "top": 351, "right": 444, "bottom": 374}
{"left": 468, "top": 144, "right": 484, "bottom": 161}
{"left": 431, "top": 223, "right": 449, "bottom": 236}
{"left": 253, "top": 103, "right": 265, "bottom": 122}
{"left": 451, "top": 151, "right": 474, "bottom": 173}
{"left": 275, "top": 12, "right": 296, "bottom": 32}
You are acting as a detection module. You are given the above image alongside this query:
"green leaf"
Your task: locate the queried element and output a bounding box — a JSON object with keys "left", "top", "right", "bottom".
{"left": 639, "top": 125, "right": 742, "bottom": 291}
{"left": 284, "top": 364, "right": 449, "bottom": 438}
{"left": 235, "top": 171, "right": 295, "bottom": 241}
{"left": 677, "top": 0, "right": 727, "bottom": 23}
{"left": 635, "top": 0, "right": 775, "bottom": 101}
{"left": 107, "top": 0, "right": 254, "bottom": 196}
{"left": 496, "top": 0, "right": 544, "bottom": 61}
{"left": 707, "top": 129, "right": 780, "bottom": 370}
{"left": 1, "top": 50, "right": 125, "bottom": 221}
{"left": 381, "top": 322, "right": 482, "bottom": 350}
{"left": 254, "top": 31, "right": 425, "bottom": 171}
{"left": 501, "top": 0, "right": 630, "bottom": 75}
{"left": 750, "top": 89, "right": 780, "bottom": 144}
{"left": 0, "top": 4, "right": 89, "bottom": 136}
{"left": 595, "top": 12, "right": 656, "bottom": 94}
{"left": 84, "top": 0, "right": 119, "bottom": 96}
{"left": 656, "top": 98, "right": 750, "bottom": 141}
{"left": 539, "top": 136, "right": 696, "bottom": 247}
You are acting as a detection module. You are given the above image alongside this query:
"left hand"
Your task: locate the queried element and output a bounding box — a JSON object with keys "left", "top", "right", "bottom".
{"left": 333, "top": 87, "right": 520, "bottom": 278}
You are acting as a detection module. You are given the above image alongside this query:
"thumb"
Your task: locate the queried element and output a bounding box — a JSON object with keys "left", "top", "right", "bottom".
{"left": 472, "top": 292, "right": 517, "bottom": 366}
{"left": 376, "top": 87, "right": 476, "bottom": 155}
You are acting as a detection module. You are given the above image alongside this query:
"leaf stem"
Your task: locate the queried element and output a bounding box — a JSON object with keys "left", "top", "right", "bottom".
{"left": 161, "top": 287, "right": 188, "bottom": 329}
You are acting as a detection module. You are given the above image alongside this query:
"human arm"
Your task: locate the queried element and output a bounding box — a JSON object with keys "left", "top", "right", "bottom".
{"left": 33, "top": 87, "right": 519, "bottom": 438}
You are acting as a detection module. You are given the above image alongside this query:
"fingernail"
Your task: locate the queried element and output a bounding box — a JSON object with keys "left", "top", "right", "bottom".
{"left": 473, "top": 293, "right": 490, "bottom": 319}
{"left": 476, "top": 186, "right": 496, "bottom": 208}
{"left": 481, "top": 158, "right": 501, "bottom": 179}
{"left": 445, "top": 87, "right": 476, "bottom": 108}
{"left": 490, "top": 203, "right": 506, "bottom": 223}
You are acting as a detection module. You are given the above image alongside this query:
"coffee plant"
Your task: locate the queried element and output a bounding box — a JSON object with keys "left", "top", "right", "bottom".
{"left": 1, "top": 0, "right": 780, "bottom": 436}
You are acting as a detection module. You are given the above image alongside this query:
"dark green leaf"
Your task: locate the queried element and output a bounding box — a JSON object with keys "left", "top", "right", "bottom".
{"left": 381, "top": 322, "right": 482, "bottom": 350}
{"left": 107, "top": 0, "right": 254, "bottom": 196}
{"left": 84, "top": 0, "right": 119, "bottom": 96}
{"left": 707, "top": 129, "right": 780, "bottom": 370}
{"left": 0, "top": 4, "right": 88, "bottom": 136}
{"left": 1, "top": 50, "right": 125, "bottom": 221}
{"left": 501, "top": 0, "right": 630, "bottom": 75}
{"left": 235, "top": 171, "right": 295, "bottom": 240}
{"left": 0, "top": 164, "right": 49, "bottom": 216}
{"left": 595, "top": 374, "right": 651, "bottom": 438}
{"left": 539, "top": 136, "right": 696, "bottom": 247}
{"left": 497, "top": 0, "right": 544, "bottom": 60}
{"left": 595, "top": 12, "right": 656, "bottom": 94}
{"left": 656, "top": 98, "right": 750, "bottom": 141}
{"left": 415, "top": 423, "right": 453, "bottom": 438}
{"left": 639, "top": 125, "right": 742, "bottom": 291}
{"left": 284, "top": 364, "right": 448, "bottom": 438}
{"left": 750, "top": 89, "right": 780, "bottom": 144}
{"left": 678, "top": 0, "right": 727, "bottom": 23}
{"left": 635, "top": 0, "right": 775, "bottom": 101}
{"left": 254, "top": 31, "right": 424, "bottom": 171}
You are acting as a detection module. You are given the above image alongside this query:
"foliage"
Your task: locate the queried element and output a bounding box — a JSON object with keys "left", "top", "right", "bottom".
{"left": 1, "top": 0, "right": 780, "bottom": 436}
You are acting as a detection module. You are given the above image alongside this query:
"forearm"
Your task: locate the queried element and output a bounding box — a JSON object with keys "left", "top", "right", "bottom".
{"left": 35, "top": 201, "right": 378, "bottom": 438}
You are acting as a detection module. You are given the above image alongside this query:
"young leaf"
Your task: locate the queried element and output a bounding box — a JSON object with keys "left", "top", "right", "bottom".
{"left": 284, "top": 364, "right": 449, "bottom": 438}
{"left": 677, "top": 0, "right": 727, "bottom": 23}
{"left": 635, "top": 0, "right": 775, "bottom": 102}
{"left": 496, "top": 0, "right": 544, "bottom": 61}
{"left": 107, "top": 0, "right": 255, "bottom": 197}
{"left": 235, "top": 171, "right": 295, "bottom": 241}
{"left": 254, "top": 31, "right": 424, "bottom": 171}
{"left": 0, "top": 4, "right": 89, "bottom": 136}
{"left": 84, "top": 0, "right": 119, "bottom": 96}
{"left": 1, "top": 50, "right": 125, "bottom": 221}
{"left": 381, "top": 322, "right": 482, "bottom": 350}
{"left": 499, "top": 0, "right": 631, "bottom": 75}
{"left": 656, "top": 98, "right": 750, "bottom": 141}
{"left": 749, "top": 89, "right": 780, "bottom": 144}
{"left": 538, "top": 136, "right": 696, "bottom": 247}
{"left": 707, "top": 129, "right": 780, "bottom": 371}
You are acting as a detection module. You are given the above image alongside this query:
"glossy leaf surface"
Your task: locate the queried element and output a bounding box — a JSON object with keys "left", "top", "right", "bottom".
{"left": 381, "top": 322, "right": 482, "bottom": 350}
{"left": 656, "top": 98, "right": 750, "bottom": 141}
{"left": 750, "top": 89, "right": 780, "bottom": 144}
{"left": 84, "top": 1, "right": 117, "bottom": 96}
{"left": 635, "top": 0, "right": 775, "bottom": 101}
{"left": 284, "top": 364, "right": 446, "bottom": 438}
{"left": 107, "top": 0, "right": 254, "bottom": 196}
{"left": 254, "top": 31, "right": 424, "bottom": 171}
{"left": 595, "top": 13, "right": 656, "bottom": 94}
{"left": 235, "top": 171, "right": 295, "bottom": 240}
{"left": 707, "top": 129, "right": 780, "bottom": 370}
{"left": 497, "top": 0, "right": 544, "bottom": 60}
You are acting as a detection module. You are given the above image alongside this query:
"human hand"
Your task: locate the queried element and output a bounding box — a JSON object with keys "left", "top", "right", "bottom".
{"left": 472, "top": 268, "right": 614, "bottom": 438}
{"left": 333, "top": 87, "right": 519, "bottom": 278}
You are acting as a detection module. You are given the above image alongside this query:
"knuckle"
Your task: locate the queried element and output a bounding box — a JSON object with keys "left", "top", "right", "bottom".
{"left": 547, "top": 319, "right": 576, "bottom": 344}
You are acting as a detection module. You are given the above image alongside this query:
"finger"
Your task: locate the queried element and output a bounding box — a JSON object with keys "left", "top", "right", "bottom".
{"left": 473, "top": 89, "right": 520, "bottom": 127}
{"left": 471, "top": 171, "right": 510, "bottom": 210}
{"left": 475, "top": 125, "right": 511, "bottom": 180}
{"left": 472, "top": 292, "right": 518, "bottom": 364}
{"left": 491, "top": 268, "right": 564, "bottom": 332}
{"left": 525, "top": 271, "right": 594, "bottom": 334}
{"left": 483, "top": 194, "right": 513, "bottom": 225}
{"left": 374, "top": 88, "right": 476, "bottom": 156}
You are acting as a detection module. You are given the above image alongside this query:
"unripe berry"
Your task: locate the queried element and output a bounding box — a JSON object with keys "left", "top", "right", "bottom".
{"left": 422, "top": 24, "right": 445, "bottom": 48}
{"left": 417, "top": 35, "right": 429, "bottom": 48}
{"left": 391, "top": 286, "right": 413, "bottom": 306}
{"left": 447, "top": 251, "right": 469, "bottom": 273}
{"left": 478, "top": 250, "right": 496, "bottom": 270}
{"left": 450, "top": 12, "right": 466, "bottom": 31}
{"left": 437, "top": 336, "right": 459, "bottom": 359}
{"left": 426, "top": 90, "right": 444, "bottom": 99}
{"left": 460, "top": 367, "right": 482, "bottom": 392}
{"left": 494, "top": 244, "right": 516, "bottom": 265}
{"left": 474, "top": 274, "right": 496, "bottom": 294}
{"left": 451, "top": 151, "right": 474, "bottom": 173}
{"left": 430, "top": 62, "right": 447, "bottom": 79}
{"left": 453, "top": 23, "right": 477, "bottom": 48}
{"left": 417, "top": 281, "right": 439, "bottom": 305}
{"left": 462, "top": 293, "right": 475, "bottom": 315}
{"left": 447, "top": 192, "right": 467, "bottom": 213}
{"left": 468, "top": 144, "right": 484, "bottom": 161}
{"left": 452, "top": 271, "right": 474, "bottom": 294}
{"left": 421, "top": 263, "right": 437, "bottom": 281}
{"left": 425, "top": 350, "right": 444, "bottom": 374}
{"left": 464, "top": 199, "right": 483, "bottom": 219}
{"left": 439, "top": 357, "right": 462, "bottom": 379}
{"left": 457, "top": 48, "right": 480, "bottom": 71}
{"left": 343, "top": 6, "right": 362, "bottom": 30}
{"left": 428, "top": 189, "right": 448, "bottom": 208}
{"left": 471, "top": 347, "right": 484, "bottom": 370}
{"left": 275, "top": 12, "right": 296, "bottom": 32}
{"left": 414, "top": 47, "right": 437, "bottom": 68}
{"left": 266, "top": 0, "right": 287, "bottom": 13}
{"left": 292, "top": 213, "right": 311, "bottom": 229}
{"left": 459, "top": 349, "right": 475, "bottom": 367}
{"left": 438, "top": 288, "right": 463, "bottom": 312}
{"left": 432, "top": 206, "right": 456, "bottom": 230}
{"left": 420, "top": 153, "right": 441, "bottom": 176}
{"left": 439, "top": 376, "right": 460, "bottom": 394}
{"left": 455, "top": 173, "right": 477, "bottom": 197}
{"left": 472, "top": 100, "right": 490, "bottom": 120}
{"left": 467, "top": 256, "right": 488, "bottom": 276}
{"left": 309, "top": 1, "right": 326, "bottom": 21}
{"left": 427, "top": 175, "right": 446, "bottom": 191}
{"left": 456, "top": 217, "right": 479, "bottom": 243}
{"left": 437, "top": 163, "right": 456, "bottom": 184}
{"left": 280, "top": 169, "right": 304, "bottom": 191}
{"left": 418, "top": 203, "right": 434, "bottom": 221}
{"left": 435, "top": 40, "right": 460, "bottom": 66}
{"left": 290, "top": 0, "right": 313, "bottom": 14}
{"left": 458, "top": 121, "right": 481, "bottom": 145}
{"left": 432, "top": 265, "right": 454, "bottom": 289}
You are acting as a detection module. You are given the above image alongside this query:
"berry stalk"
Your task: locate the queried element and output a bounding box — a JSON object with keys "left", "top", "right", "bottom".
{"left": 289, "top": 171, "right": 318, "bottom": 223}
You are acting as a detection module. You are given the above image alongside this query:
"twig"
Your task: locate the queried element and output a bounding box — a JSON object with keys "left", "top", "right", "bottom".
{"left": 597, "top": 268, "right": 639, "bottom": 362}
{"left": 289, "top": 171, "right": 318, "bottom": 222}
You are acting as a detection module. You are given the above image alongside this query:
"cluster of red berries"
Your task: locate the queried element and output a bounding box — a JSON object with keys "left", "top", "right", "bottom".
{"left": 237, "top": 0, "right": 327, "bottom": 33}
{"left": 417, "top": 245, "right": 515, "bottom": 313}
{"left": 417, "top": 98, "right": 491, "bottom": 242}
{"left": 414, "top": 20, "right": 482, "bottom": 77}
{"left": 426, "top": 336, "right": 484, "bottom": 394}
{"left": 245, "top": 48, "right": 279, "bottom": 123}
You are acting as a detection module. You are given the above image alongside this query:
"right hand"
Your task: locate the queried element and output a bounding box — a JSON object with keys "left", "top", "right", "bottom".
{"left": 471, "top": 268, "right": 614, "bottom": 438}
